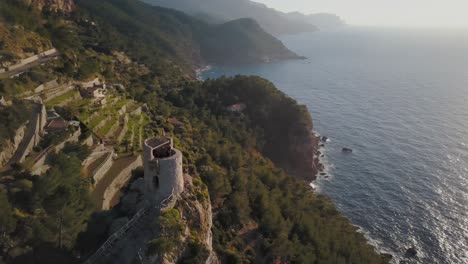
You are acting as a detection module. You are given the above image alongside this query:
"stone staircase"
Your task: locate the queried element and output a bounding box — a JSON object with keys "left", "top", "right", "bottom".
{"left": 83, "top": 190, "right": 175, "bottom": 264}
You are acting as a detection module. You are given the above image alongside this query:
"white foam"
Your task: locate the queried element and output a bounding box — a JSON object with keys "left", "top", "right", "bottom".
{"left": 195, "top": 65, "right": 212, "bottom": 80}
{"left": 355, "top": 225, "right": 399, "bottom": 263}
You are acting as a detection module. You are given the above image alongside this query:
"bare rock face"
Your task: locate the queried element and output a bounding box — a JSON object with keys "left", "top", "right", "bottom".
{"left": 0, "top": 124, "right": 28, "bottom": 167}
{"left": 21, "top": 0, "right": 75, "bottom": 13}
{"left": 279, "top": 117, "right": 323, "bottom": 181}
{"left": 157, "top": 175, "right": 219, "bottom": 264}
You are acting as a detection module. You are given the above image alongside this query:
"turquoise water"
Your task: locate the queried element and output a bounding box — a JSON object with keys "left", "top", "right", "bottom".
{"left": 202, "top": 28, "right": 468, "bottom": 263}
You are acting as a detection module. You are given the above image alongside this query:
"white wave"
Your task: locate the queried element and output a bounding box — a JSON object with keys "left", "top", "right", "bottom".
{"left": 195, "top": 65, "right": 212, "bottom": 80}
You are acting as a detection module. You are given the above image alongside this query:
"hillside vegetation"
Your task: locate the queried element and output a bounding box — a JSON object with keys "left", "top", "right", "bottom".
{"left": 76, "top": 0, "right": 300, "bottom": 66}
{"left": 144, "top": 76, "right": 389, "bottom": 263}
{"left": 199, "top": 19, "right": 302, "bottom": 64}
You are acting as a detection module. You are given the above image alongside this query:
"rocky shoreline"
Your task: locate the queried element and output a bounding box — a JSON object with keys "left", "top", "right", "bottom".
{"left": 311, "top": 133, "right": 327, "bottom": 180}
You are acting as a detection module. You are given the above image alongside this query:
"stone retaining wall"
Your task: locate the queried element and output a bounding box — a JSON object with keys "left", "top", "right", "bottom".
{"left": 83, "top": 134, "right": 94, "bottom": 147}
{"left": 7, "top": 48, "right": 58, "bottom": 71}
{"left": 85, "top": 111, "right": 100, "bottom": 124}
{"left": 81, "top": 77, "right": 100, "bottom": 88}
{"left": 118, "top": 103, "right": 129, "bottom": 116}
{"left": 130, "top": 106, "right": 142, "bottom": 116}
{"left": 43, "top": 85, "right": 75, "bottom": 102}
{"left": 34, "top": 80, "right": 59, "bottom": 93}
{"left": 105, "top": 120, "right": 120, "bottom": 139}
{"left": 30, "top": 146, "right": 52, "bottom": 175}
{"left": 30, "top": 127, "right": 81, "bottom": 175}
{"left": 56, "top": 92, "right": 81, "bottom": 107}
{"left": 117, "top": 115, "right": 129, "bottom": 143}
{"left": 95, "top": 116, "right": 112, "bottom": 130}
{"left": 102, "top": 155, "right": 143, "bottom": 210}
{"left": 55, "top": 127, "right": 82, "bottom": 152}
{"left": 92, "top": 150, "right": 114, "bottom": 186}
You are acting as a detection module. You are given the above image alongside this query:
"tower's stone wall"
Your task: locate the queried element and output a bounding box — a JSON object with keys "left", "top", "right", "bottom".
{"left": 144, "top": 138, "right": 184, "bottom": 203}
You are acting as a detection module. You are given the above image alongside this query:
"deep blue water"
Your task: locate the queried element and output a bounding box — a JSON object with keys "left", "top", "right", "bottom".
{"left": 202, "top": 28, "right": 468, "bottom": 263}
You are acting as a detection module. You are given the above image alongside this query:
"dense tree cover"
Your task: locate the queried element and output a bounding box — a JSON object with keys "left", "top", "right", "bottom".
{"left": 0, "top": 0, "right": 44, "bottom": 31}
{"left": 183, "top": 76, "right": 316, "bottom": 177}
{"left": 132, "top": 76, "right": 388, "bottom": 263}
{"left": 0, "top": 145, "right": 93, "bottom": 263}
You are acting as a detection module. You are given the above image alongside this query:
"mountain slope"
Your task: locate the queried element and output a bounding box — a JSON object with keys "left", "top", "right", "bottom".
{"left": 288, "top": 12, "right": 346, "bottom": 30}
{"left": 199, "top": 18, "right": 303, "bottom": 64}
{"left": 76, "top": 0, "right": 301, "bottom": 66}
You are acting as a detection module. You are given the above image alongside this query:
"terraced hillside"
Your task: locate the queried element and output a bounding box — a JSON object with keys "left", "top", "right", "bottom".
{"left": 45, "top": 86, "right": 148, "bottom": 146}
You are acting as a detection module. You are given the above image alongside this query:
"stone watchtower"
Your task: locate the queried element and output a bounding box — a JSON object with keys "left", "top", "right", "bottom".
{"left": 143, "top": 137, "right": 184, "bottom": 203}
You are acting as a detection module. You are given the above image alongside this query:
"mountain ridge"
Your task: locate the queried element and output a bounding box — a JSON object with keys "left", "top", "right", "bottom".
{"left": 144, "top": 0, "right": 345, "bottom": 35}
{"left": 75, "top": 0, "right": 302, "bottom": 67}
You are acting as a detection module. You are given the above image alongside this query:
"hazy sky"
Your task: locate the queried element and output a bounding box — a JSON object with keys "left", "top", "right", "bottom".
{"left": 254, "top": 0, "right": 468, "bottom": 27}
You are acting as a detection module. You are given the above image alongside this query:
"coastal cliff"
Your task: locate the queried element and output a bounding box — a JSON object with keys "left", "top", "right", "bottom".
{"left": 285, "top": 120, "right": 323, "bottom": 179}
{"left": 198, "top": 18, "right": 304, "bottom": 64}
{"left": 192, "top": 76, "right": 322, "bottom": 180}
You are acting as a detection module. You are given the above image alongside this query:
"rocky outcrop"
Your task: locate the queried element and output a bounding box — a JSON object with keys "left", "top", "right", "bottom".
{"left": 342, "top": 148, "right": 353, "bottom": 153}
{"left": 21, "top": 0, "right": 75, "bottom": 13}
{"left": 0, "top": 124, "right": 27, "bottom": 167}
{"left": 286, "top": 128, "right": 323, "bottom": 180}
{"left": 6, "top": 102, "right": 47, "bottom": 165}
{"left": 157, "top": 175, "right": 219, "bottom": 264}
{"left": 0, "top": 96, "right": 11, "bottom": 107}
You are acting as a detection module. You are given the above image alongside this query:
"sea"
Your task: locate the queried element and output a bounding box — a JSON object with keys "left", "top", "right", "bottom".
{"left": 202, "top": 27, "right": 468, "bottom": 264}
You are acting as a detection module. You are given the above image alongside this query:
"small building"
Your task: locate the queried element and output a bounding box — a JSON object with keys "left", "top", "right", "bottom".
{"left": 80, "top": 86, "right": 107, "bottom": 99}
{"left": 226, "top": 103, "right": 246, "bottom": 113}
{"left": 80, "top": 77, "right": 101, "bottom": 89}
{"left": 45, "top": 118, "right": 69, "bottom": 134}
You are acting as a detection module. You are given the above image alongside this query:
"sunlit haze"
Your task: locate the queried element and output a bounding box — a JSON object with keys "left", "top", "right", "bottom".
{"left": 254, "top": 0, "right": 468, "bottom": 27}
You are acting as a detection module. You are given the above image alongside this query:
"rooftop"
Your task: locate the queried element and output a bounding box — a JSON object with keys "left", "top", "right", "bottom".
{"left": 146, "top": 136, "right": 172, "bottom": 149}
{"left": 86, "top": 86, "right": 102, "bottom": 93}
{"left": 227, "top": 103, "right": 246, "bottom": 112}
{"left": 46, "top": 118, "right": 68, "bottom": 132}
